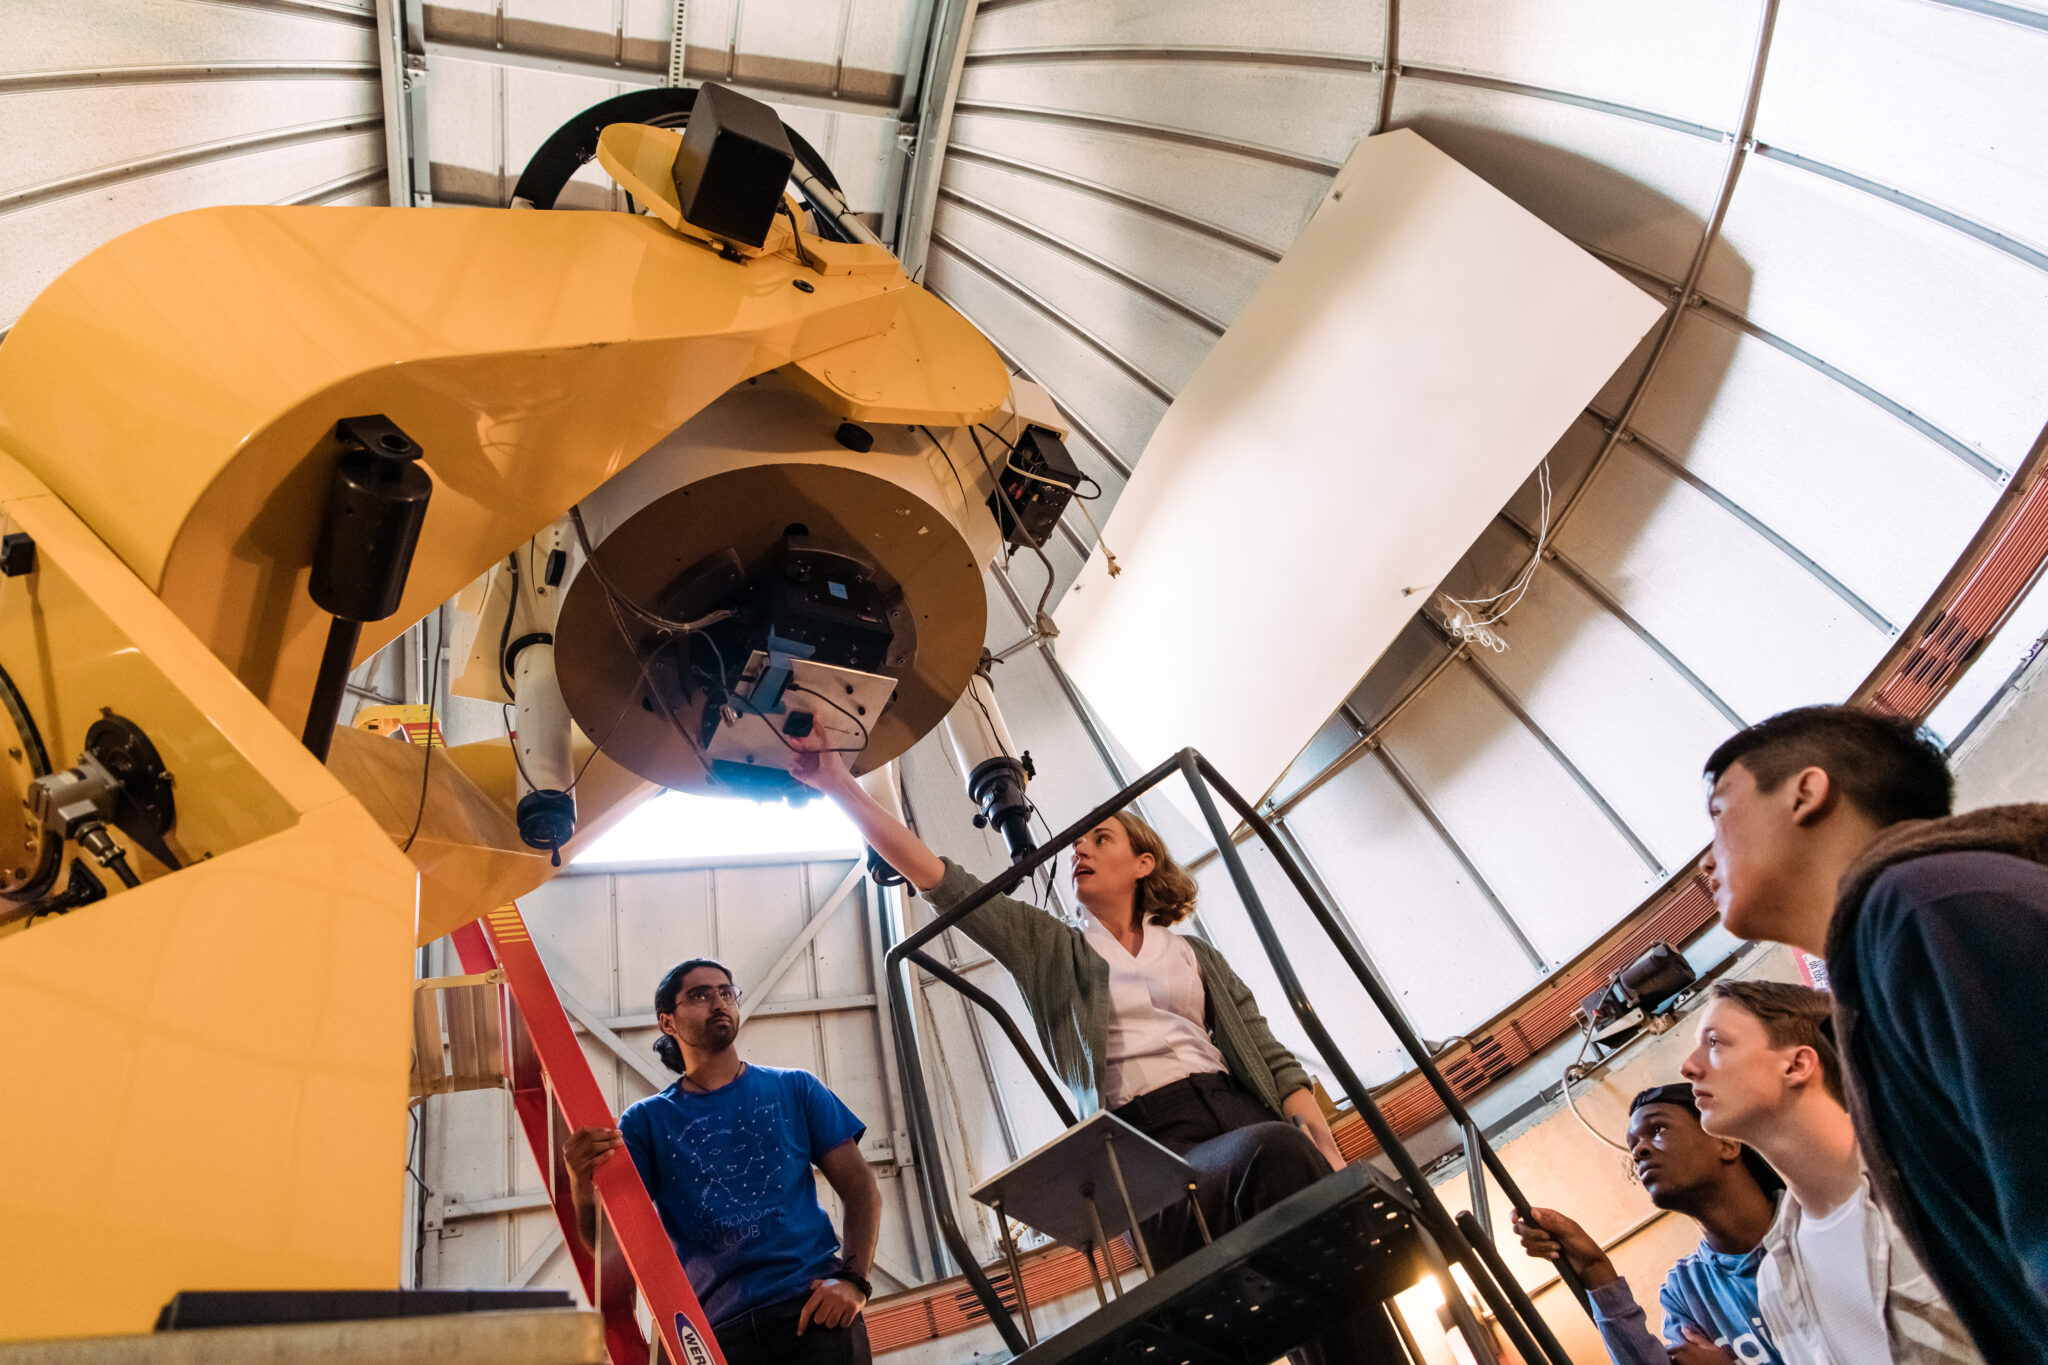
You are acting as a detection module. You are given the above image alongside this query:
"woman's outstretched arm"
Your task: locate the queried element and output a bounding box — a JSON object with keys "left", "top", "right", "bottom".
{"left": 788, "top": 731, "right": 945, "bottom": 891}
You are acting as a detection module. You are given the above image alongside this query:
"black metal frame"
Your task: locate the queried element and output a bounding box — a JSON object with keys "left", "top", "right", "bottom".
{"left": 884, "top": 748, "right": 1589, "bottom": 1363}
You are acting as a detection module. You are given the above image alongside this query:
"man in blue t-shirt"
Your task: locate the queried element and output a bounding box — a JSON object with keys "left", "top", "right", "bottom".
{"left": 565, "top": 958, "right": 881, "bottom": 1365}
{"left": 1515, "top": 1084, "right": 1782, "bottom": 1365}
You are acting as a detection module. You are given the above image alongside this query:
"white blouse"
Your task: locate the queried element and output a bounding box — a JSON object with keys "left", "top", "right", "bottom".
{"left": 1082, "top": 913, "right": 1228, "bottom": 1108}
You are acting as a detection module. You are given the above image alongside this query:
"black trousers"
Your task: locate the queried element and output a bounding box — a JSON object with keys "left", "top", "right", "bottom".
{"left": 713, "top": 1293, "right": 871, "bottom": 1365}
{"left": 1114, "top": 1072, "right": 1403, "bottom": 1364}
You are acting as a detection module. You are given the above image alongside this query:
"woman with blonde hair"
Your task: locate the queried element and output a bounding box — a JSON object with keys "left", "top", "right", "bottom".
{"left": 792, "top": 738, "right": 1370, "bottom": 1361}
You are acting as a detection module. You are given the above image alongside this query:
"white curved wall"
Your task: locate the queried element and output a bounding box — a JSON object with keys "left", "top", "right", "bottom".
{"left": 2, "top": 0, "right": 389, "bottom": 339}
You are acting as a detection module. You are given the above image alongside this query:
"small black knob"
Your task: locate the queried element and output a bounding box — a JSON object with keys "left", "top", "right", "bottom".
{"left": 0, "top": 532, "right": 35, "bottom": 578}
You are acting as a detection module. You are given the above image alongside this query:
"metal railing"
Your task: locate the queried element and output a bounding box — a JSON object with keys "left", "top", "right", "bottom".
{"left": 884, "top": 748, "right": 1588, "bottom": 1363}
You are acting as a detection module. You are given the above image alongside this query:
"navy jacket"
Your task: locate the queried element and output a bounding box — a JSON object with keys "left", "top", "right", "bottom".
{"left": 1828, "top": 805, "right": 2048, "bottom": 1365}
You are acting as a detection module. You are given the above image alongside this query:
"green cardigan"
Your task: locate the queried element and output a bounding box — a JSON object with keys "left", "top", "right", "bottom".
{"left": 927, "top": 857, "right": 1313, "bottom": 1120}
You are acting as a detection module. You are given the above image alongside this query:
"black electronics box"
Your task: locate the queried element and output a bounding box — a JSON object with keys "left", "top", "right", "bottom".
{"left": 989, "top": 425, "right": 1083, "bottom": 548}
{"left": 671, "top": 82, "right": 796, "bottom": 249}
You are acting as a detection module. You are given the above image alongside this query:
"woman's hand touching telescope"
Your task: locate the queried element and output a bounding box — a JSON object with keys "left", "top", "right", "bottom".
{"left": 785, "top": 724, "right": 854, "bottom": 797}
{"left": 787, "top": 723, "right": 945, "bottom": 890}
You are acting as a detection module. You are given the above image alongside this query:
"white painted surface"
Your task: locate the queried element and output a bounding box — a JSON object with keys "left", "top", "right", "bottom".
{"left": 1055, "top": 129, "right": 1662, "bottom": 809}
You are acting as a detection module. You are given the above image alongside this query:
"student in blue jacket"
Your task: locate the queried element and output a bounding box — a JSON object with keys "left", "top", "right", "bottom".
{"left": 1515, "top": 1084, "right": 1782, "bottom": 1365}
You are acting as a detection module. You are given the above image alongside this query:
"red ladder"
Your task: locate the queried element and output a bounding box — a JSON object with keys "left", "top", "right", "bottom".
{"left": 452, "top": 905, "right": 727, "bottom": 1365}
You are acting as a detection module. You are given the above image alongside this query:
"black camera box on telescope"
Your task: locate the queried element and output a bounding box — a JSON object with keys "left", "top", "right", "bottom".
{"left": 671, "top": 83, "right": 796, "bottom": 249}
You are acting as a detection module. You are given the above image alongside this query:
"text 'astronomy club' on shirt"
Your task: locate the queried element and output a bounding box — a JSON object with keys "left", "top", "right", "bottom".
{"left": 620, "top": 1063, "right": 865, "bottom": 1326}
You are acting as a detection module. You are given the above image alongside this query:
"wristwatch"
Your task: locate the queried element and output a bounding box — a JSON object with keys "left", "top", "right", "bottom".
{"left": 834, "top": 1268, "right": 872, "bottom": 1299}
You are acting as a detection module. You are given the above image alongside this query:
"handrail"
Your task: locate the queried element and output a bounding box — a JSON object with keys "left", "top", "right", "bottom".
{"left": 883, "top": 747, "right": 1583, "bottom": 1364}
{"left": 906, "top": 947, "right": 1078, "bottom": 1130}
{"left": 453, "top": 906, "right": 727, "bottom": 1365}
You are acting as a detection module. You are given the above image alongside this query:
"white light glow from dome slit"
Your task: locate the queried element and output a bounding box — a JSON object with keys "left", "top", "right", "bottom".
{"left": 573, "top": 789, "right": 862, "bottom": 865}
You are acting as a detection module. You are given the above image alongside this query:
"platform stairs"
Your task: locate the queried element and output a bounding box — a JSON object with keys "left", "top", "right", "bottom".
{"left": 886, "top": 749, "right": 1596, "bottom": 1365}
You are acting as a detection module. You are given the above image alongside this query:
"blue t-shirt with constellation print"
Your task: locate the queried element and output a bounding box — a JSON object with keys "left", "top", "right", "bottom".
{"left": 619, "top": 1063, "right": 866, "bottom": 1326}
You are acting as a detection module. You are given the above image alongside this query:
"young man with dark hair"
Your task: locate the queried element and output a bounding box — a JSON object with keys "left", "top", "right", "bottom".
{"left": 1680, "top": 981, "right": 1979, "bottom": 1364}
{"left": 1702, "top": 703, "right": 2048, "bottom": 1361}
{"left": 1515, "top": 1083, "right": 1783, "bottom": 1365}
{"left": 563, "top": 958, "right": 883, "bottom": 1365}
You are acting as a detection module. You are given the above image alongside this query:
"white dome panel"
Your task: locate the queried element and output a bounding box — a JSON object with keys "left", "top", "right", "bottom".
{"left": 13, "top": 0, "right": 375, "bottom": 69}
{"left": 1630, "top": 309, "right": 1998, "bottom": 627}
{"left": 925, "top": 244, "right": 1169, "bottom": 466}
{"left": 1755, "top": 0, "right": 2048, "bottom": 258}
{"left": 6, "top": 78, "right": 380, "bottom": 198}
{"left": 1278, "top": 755, "right": 1544, "bottom": 1038}
{"left": 955, "top": 58, "right": 1378, "bottom": 170}
{"left": 939, "top": 155, "right": 1266, "bottom": 333}
{"left": 971, "top": 0, "right": 1382, "bottom": 59}
{"left": 931, "top": 196, "right": 1211, "bottom": 398}
{"left": 1401, "top": 0, "right": 1765, "bottom": 129}
{"left": 1707, "top": 153, "right": 2048, "bottom": 474}
{"left": 946, "top": 112, "right": 1332, "bottom": 257}
{"left": 1378, "top": 661, "right": 1660, "bottom": 965}
{"left": 1555, "top": 440, "right": 1893, "bottom": 723}
{"left": 1473, "top": 543, "right": 1729, "bottom": 870}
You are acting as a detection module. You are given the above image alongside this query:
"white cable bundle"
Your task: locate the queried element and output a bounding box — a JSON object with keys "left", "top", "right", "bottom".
{"left": 1437, "top": 461, "right": 1552, "bottom": 653}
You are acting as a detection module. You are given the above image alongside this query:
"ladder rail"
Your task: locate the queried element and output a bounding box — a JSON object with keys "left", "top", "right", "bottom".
{"left": 452, "top": 909, "right": 728, "bottom": 1365}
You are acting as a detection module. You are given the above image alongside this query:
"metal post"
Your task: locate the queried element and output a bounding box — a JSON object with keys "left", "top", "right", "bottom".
{"left": 1458, "top": 1210, "right": 1567, "bottom": 1365}
{"left": 1386, "top": 1300, "right": 1427, "bottom": 1365}
{"left": 1191, "top": 753, "right": 1594, "bottom": 1319}
{"left": 882, "top": 952, "right": 1028, "bottom": 1352}
{"left": 1101, "top": 1130, "right": 1154, "bottom": 1276}
{"left": 865, "top": 883, "right": 931, "bottom": 1281}
{"left": 1463, "top": 1124, "right": 1493, "bottom": 1235}
{"left": 1415, "top": 1227, "right": 1502, "bottom": 1365}
{"left": 1082, "top": 1243, "right": 1110, "bottom": 1307}
{"left": 879, "top": 746, "right": 1582, "bottom": 1357}
{"left": 994, "top": 1201, "right": 1037, "bottom": 1346}
{"left": 1083, "top": 1191, "right": 1124, "bottom": 1298}
{"left": 1185, "top": 1182, "right": 1212, "bottom": 1246}
{"left": 1179, "top": 754, "right": 1577, "bottom": 1365}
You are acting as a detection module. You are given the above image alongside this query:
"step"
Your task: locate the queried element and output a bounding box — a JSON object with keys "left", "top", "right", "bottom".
{"left": 1014, "top": 1161, "right": 1425, "bottom": 1365}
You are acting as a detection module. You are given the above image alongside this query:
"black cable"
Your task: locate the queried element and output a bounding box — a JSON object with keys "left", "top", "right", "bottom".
{"left": 495, "top": 554, "right": 520, "bottom": 697}
{"left": 785, "top": 682, "right": 871, "bottom": 752}
{"left": 970, "top": 424, "right": 1057, "bottom": 623}
{"left": 103, "top": 851, "right": 141, "bottom": 890}
{"left": 777, "top": 199, "right": 824, "bottom": 273}
{"left": 401, "top": 613, "right": 442, "bottom": 854}
{"left": 967, "top": 678, "right": 1013, "bottom": 761}
{"left": 565, "top": 504, "right": 722, "bottom": 770}
{"left": 564, "top": 686, "right": 636, "bottom": 794}
{"left": 567, "top": 505, "right": 733, "bottom": 638}
{"left": 919, "top": 425, "right": 974, "bottom": 518}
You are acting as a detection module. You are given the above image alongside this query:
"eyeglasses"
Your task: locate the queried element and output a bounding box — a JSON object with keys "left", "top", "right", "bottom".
{"left": 681, "top": 983, "right": 742, "bottom": 1007}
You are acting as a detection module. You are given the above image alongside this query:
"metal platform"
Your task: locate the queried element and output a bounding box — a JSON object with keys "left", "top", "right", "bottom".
{"left": 885, "top": 747, "right": 1591, "bottom": 1365}
{"left": 1014, "top": 1161, "right": 1424, "bottom": 1365}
